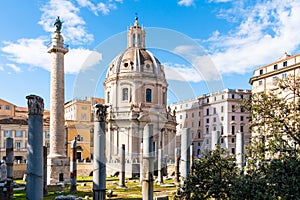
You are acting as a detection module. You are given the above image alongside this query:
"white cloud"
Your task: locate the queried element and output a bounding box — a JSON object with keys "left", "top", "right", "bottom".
{"left": 204, "top": 0, "right": 300, "bottom": 74}
{"left": 7, "top": 64, "right": 21, "bottom": 73}
{"left": 178, "top": 0, "right": 194, "bottom": 7}
{"left": 2, "top": 38, "right": 50, "bottom": 70}
{"left": 208, "top": 0, "right": 232, "bottom": 3}
{"left": 0, "top": 65, "right": 4, "bottom": 71}
{"left": 77, "top": 0, "right": 122, "bottom": 15}
{"left": 164, "top": 63, "right": 204, "bottom": 82}
{"left": 39, "top": 0, "right": 93, "bottom": 45}
{"left": 1, "top": 38, "right": 102, "bottom": 74}
{"left": 173, "top": 45, "right": 222, "bottom": 81}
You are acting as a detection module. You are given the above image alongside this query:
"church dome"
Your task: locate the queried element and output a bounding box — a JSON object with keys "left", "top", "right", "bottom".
{"left": 105, "top": 17, "right": 165, "bottom": 80}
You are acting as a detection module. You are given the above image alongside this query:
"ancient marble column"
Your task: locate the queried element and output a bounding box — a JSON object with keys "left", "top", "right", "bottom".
{"left": 26, "top": 95, "right": 44, "bottom": 200}
{"left": 236, "top": 131, "right": 245, "bottom": 170}
{"left": 70, "top": 139, "right": 77, "bottom": 192}
{"left": 180, "top": 128, "right": 190, "bottom": 181}
{"left": 157, "top": 148, "right": 164, "bottom": 184}
{"left": 142, "top": 124, "right": 154, "bottom": 200}
{"left": 174, "top": 148, "right": 180, "bottom": 183}
{"left": 6, "top": 138, "right": 13, "bottom": 199}
{"left": 119, "top": 144, "right": 126, "bottom": 187}
{"left": 93, "top": 104, "right": 108, "bottom": 200}
{"left": 47, "top": 17, "right": 70, "bottom": 185}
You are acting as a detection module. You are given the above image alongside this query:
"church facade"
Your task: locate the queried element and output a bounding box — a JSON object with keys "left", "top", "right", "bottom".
{"left": 104, "top": 18, "right": 177, "bottom": 176}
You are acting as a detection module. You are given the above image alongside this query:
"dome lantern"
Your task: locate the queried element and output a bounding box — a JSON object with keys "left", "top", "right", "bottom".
{"left": 127, "top": 17, "right": 145, "bottom": 48}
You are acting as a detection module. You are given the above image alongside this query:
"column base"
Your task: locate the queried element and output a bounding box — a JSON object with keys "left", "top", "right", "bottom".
{"left": 47, "top": 157, "right": 70, "bottom": 185}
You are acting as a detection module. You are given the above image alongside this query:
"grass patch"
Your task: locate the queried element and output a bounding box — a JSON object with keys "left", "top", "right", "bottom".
{"left": 12, "top": 176, "right": 177, "bottom": 199}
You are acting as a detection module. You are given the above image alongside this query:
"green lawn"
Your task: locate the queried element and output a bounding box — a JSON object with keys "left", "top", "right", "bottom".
{"left": 14, "top": 176, "right": 177, "bottom": 199}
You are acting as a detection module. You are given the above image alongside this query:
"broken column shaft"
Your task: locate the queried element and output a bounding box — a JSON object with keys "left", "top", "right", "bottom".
{"left": 93, "top": 104, "right": 108, "bottom": 200}
{"left": 142, "top": 124, "right": 154, "bottom": 200}
{"left": 119, "top": 144, "right": 126, "bottom": 187}
{"left": 26, "top": 95, "right": 44, "bottom": 200}
{"left": 70, "top": 139, "right": 77, "bottom": 192}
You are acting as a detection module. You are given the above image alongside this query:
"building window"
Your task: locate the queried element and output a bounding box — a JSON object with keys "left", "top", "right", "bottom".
{"left": 206, "top": 118, "right": 209, "bottom": 123}
{"left": 259, "top": 69, "right": 263, "bottom": 75}
{"left": 15, "top": 131, "right": 22, "bottom": 137}
{"left": 206, "top": 98, "right": 209, "bottom": 103}
{"left": 274, "top": 64, "right": 278, "bottom": 70}
{"left": 5, "top": 130, "right": 11, "bottom": 137}
{"left": 146, "top": 88, "right": 152, "bottom": 102}
{"left": 232, "top": 138, "right": 235, "bottom": 143}
{"left": 240, "top": 94, "right": 243, "bottom": 99}
{"left": 213, "top": 108, "right": 216, "bottom": 114}
{"left": 231, "top": 148, "right": 235, "bottom": 154}
{"left": 198, "top": 131, "right": 201, "bottom": 138}
{"left": 198, "top": 142, "right": 201, "bottom": 146}
{"left": 0, "top": 105, "right": 2, "bottom": 110}
{"left": 221, "top": 106, "right": 224, "bottom": 113}
{"left": 222, "top": 95, "right": 224, "bottom": 99}
{"left": 214, "top": 97, "right": 216, "bottom": 101}
{"left": 273, "top": 76, "right": 277, "bottom": 82}
{"left": 213, "top": 126, "right": 216, "bottom": 131}
{"left": 107, "top": 91, "right": 110, "bottom": 103}
{"left": 81, "top": 106, "right": 87, "bottom": 110}
{"left": 259, "top": 80, "right": 263, "bottom": 85}
{"left": 206, "top": 108, "right": 209, "bottom": 115}
{"left": 45, "top": 132, "right": 50, "bottom": 138}
{"left": 232, "top": 94, "right": 235, "bottom": 99}
{"left": 221, "top": 116, "right": 224, "bottom": 121}
{"left": 192, "top": 122, "right": 194, "bottom": 127}
{"left": 198, "top": 111, "right": 201, "bottom": 116}
{"left": 240, "top": 116, "right": 244, "bottom": 121}
{"left": 198, "top": 121, "right": 201, "bottom": 127}
{"left": 122, "top": 88, "right": 128, "bottom": 101}
{"left": 192, "top": 113, "right": 194, "bottom": 118}
{"left": 232, "top": 105, "right": 236, "bottom": 112}
{"left": 283, "top": 61, "right": 287, "bottom": 67}
{"left": 180, "top": 115, "right": 182, "bottom": 119}
{"left": 221, "top": 138, "right": 224, "bottom": 143}
{"left": 5, "top": 105, "right": 10, "bottom": 110}
{"left": 81, "top": 113, "right": 87, "bottom": 120}
{"left": 282, "top": 73, "right": 287, "bottom": 79}
{"left": 213, "top": 117, "right": 216, "bottom": 122}
{"left": 206, "top": 126, "right": 209, "bottom": 134}
{"left": 221, "top": 126, "right": 224, "bottom": 135}
{"left": 241, "top": 107, "right": 245, "bottom": 112}
{"left": 231, "top": 115, "right": 235, "bottom": 121}
{"left": 240, "top": 125, "right": 244, "bottom": 133}
{"left": 231, "top": 125, "right": 235, "bottom": 135}
{"left": 16, "top": 142, "right": 21, "bottom": 149}
{"left": 186, "top": 114, "right": 188, "bottom": 118}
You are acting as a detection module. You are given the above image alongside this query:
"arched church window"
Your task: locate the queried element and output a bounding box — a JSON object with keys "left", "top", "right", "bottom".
{"left": 146, "top": 88, "right": 152, "bottom": 102}
{"left": 132, "top": 33, "right": 136, "bottom": 46}
{"left": 122, "top": 88, "right": 129, "bottom": 101}
{"left": 137, "top": 34, "right": 140, "bottom": 45}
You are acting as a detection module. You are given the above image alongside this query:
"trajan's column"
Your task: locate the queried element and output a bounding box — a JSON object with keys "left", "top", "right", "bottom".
{"left": 47, "top": 17, "right": 70, "bottom": 184}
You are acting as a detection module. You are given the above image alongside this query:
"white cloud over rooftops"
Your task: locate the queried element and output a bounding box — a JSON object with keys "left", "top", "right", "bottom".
{"left": 204, "top": 0, "right": 300, "bottom": 74}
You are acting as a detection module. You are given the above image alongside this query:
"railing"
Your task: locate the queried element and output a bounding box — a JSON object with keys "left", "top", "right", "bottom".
{"left": 47, "top": 42, "right": 69, "bottom": 50}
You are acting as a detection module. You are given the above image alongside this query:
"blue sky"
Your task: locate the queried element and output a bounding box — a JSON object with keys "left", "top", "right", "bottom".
{"left": 1, "top": 0, "right": 300, "bottom": 108}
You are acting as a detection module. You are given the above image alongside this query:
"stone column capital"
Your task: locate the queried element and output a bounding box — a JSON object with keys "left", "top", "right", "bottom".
{"left": 94, "top": 104, "right": 109, "bottom": 122}
{"left": 26, "top": 95, "right": 44, "bottom": 115}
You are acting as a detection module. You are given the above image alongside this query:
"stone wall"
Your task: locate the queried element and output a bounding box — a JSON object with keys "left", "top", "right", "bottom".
{"left": 12, "top": 163, "right": 176, "bottom": 179}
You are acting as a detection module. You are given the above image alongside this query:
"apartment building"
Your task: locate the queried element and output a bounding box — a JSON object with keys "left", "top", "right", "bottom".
{"left": 170, "top": 89, "right": 251, "bottom": 159}
{"left": 249, "top": 52, "right": 300, "bottom": 93}
{"left": 64, "top": 97, "right": 104, "bottom": 160}
{"left": 0, "top": 98, "right": 50, "bottom": 162}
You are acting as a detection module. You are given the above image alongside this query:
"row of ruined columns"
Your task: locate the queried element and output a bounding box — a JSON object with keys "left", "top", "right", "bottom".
{"left": 23, "top": 94, "right": 198, "bottom": 200}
